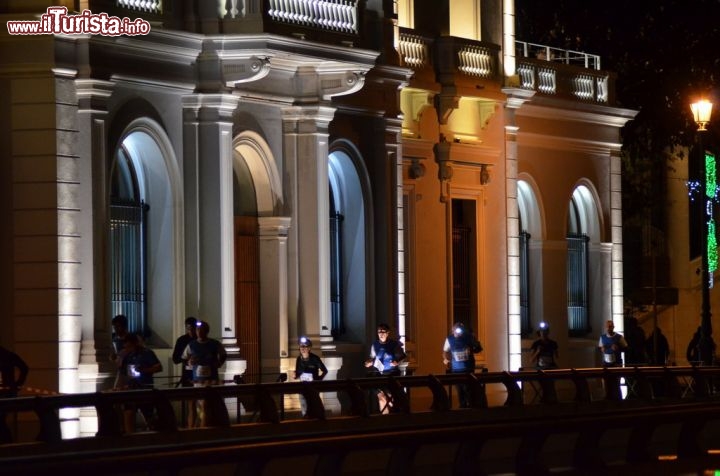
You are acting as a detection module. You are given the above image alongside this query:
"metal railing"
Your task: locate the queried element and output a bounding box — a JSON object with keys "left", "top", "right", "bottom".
{"left": 3, "top": 366, "right": 720, "bottom": 474}
{"left": 516, "top": 41, "right": 601, "bottom": 70}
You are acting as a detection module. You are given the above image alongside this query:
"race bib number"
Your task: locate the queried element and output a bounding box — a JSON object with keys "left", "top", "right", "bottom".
{"left": 196, "top": 365, "right": 212, "bottom": 378}
{"left": 300, "top": 373, "right": 313, "bottom": 382}
{"left": 452, "top": 349, "right": 470, "bottom": 362}
{"left": 373, "top": 358, "right": 385, "bottom": 373}
{"left": 603, "top": 353, "right": 616, "bottom": 364}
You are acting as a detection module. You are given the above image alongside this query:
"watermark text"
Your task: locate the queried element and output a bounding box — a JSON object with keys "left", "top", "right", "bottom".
{"left": 7, "top": 7, "right": 151, "bottom": 36}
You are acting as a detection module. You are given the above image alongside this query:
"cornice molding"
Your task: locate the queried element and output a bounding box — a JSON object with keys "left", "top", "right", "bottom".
{"left": 502, "top": 87, "right": 536, "bottom": 109}
{"left": 518, "top": 131, "right": 623, "bottom": 154}
{"left": 517, "top": 100, "right": 637, "bottom": 128}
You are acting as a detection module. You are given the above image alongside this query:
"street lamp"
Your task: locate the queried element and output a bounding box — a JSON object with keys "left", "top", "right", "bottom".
{"left": 691, "top": 98, "right": 714, "bottom": 365}
{"left": 692, "top": 99, "right": 713, "bottom": 131}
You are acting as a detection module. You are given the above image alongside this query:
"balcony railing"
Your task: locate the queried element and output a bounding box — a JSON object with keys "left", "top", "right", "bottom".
{"left": 514, "top": 40, "right": 611, "bottom": 104}
{"left": 116, "top": 0, "right": 162, "bottom": 14}
{"left": 102, "top": 0, "right": 361, "bottom": 41}
{"left": 398, "top": 30, "right": 431, "bottom": 68}
{"left": 517, "top": 58, "right": 611, "bottom": 104}
{"left": 266, "top": 0, "right": 358, "bottom": 34}
{"left": 398, "top": 29, "right": 499, "bottom": 80}
{"left": 516, "top": 41, "right": 601, "bottom": 70}
{"left": 456, "top": 43, "right": 494, "bottom": 78}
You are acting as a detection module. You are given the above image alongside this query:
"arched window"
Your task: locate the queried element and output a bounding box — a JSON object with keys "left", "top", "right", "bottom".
{"left": 110, "top": 146, "right": 148, "bottom": 336}
{"left": 519, "top": 218, "right": 531, "bottom": 336}
{"left": 329, "top": 186, "right": 344, "bottom": 337}
{"left": 328, "top": 148, "right": 368, "bottom": 342}
{"left": 517, "top": 179, "right": 541, "bottom": 336}
{"left": 567, "top": 189, "right": 591, "bottom": 336}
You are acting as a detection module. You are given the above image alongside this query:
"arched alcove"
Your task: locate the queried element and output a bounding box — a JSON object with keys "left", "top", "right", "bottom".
{"left": 110, "top": 118, "right": 183, "bottom": 347}
{"left": 568, "top": 184, "right": 602, "bottom": 243}
{"left": 517, "top": 178, "right": 544, "bottom": 335}
{"left": 231, "top": 131, "right": 283, "bottom": 382}
{"left": 566, "top": 183, "right": 603, "bottom": 336}
{"left": 233, "top": 131, "right": 282, "bottom": 216}
{"left": 328, "top": 142, "right": 372, "bottom": 343}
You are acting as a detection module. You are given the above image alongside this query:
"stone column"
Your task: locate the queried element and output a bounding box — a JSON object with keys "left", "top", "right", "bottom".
{"left": 386, "top": 117, "right": 405, "bottom": 343}
{"left": 75, "top": 77, "right": 114, "bottom": 437}
{"left": 501, "top": 88, "right": 534, "bottom": 371}
{"left": 182, "top": 93, "right": 244, "bottom": 381}
{"left": 282, "top": 106, "right": 336, "bottom": 350}
{"left": 609, "top": 148, "right": 625, "bottom": 328}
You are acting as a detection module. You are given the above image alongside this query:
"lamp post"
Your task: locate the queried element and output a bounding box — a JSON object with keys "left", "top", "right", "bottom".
{"left": 691, "top": 99, "right": 714, "bottom": 365}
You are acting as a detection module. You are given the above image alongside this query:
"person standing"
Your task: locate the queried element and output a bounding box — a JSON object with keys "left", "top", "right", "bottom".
{"left": 529, "top": 322, "right": 558, "bottom": 370}
{"left": 294, "top": 336, "right": 327, "bottom": 382}
{"left": 0, "top": 346, "right": 29, "bottom": 443}
{"left": 442, "top": 322, "right": 483, "bottom": 408}
{"left": 646, "top": 327, "right": 670, "bottom": 366}
{"left": 0, "top": 346, "right": 29, "bottom": 398}
{"left": 623, "top": 316, "right": 648, "bottom": 366}
{"left": 110, "top": 314, "right": 130, "bottom": 389}
{"left": 294, "top": 336, "right": 327, "bottom": 416}
{"left": 182, "top": 321, "right": 227, "bottom": 426}
{"left": 120, "top": 333, "right": 162, "bottom": 432}
{"left": 687, "top": 326, "right": 703, "bottom": 365}
{"left": 172, "top": 317, "right": 198, "bottom": 387}
{"left": 172, "top": 316, "right": 198, "bottom": 427}
{"left": 598, "top": 320, "right": 628, "bottom": 367}
{"left": 364, "top": 323, "right": 406, "bottom": 414}
{"left": 183, "top": 321, "right": 227, "bottom": 386}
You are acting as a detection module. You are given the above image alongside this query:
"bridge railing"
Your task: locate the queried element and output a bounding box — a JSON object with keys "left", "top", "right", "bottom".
{"left": 3, "top": 366, "right": 720, "bottom": 475}
{"left": 0, "top": 365, "right": 718, "bottom": 444}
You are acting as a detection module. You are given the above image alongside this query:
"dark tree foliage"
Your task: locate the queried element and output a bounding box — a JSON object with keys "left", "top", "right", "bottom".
{"left": 516, "top": 0, "right": 720, "bottom": 293}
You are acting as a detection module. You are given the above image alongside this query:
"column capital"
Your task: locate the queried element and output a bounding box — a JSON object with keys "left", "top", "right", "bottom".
{"left": 258, "top": 216, "right": 292, "bottom": 237}
{"left": 281, "top": 105, "right": 336, "bottom": 133}
{"left": 501, "top": 87, "right": 536, "bottom": 109}
{"left": 182, "top": 93, "right": 240, "bottom": 122}
{"left": 75, "top": 79, "right": 114, "bottom": 113}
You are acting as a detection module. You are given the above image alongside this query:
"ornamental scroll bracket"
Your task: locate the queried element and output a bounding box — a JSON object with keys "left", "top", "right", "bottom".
{"left": 435, "top": 90, "right": 459, "bottom": 125}
{"left": 433, "top": 135, "right": 493, "bottom": 202}
{"left": 223, "top": 56, "right": 271, "bottom": 87}
{"left": 321, "top": 71, "right": 367, "bottom": 100}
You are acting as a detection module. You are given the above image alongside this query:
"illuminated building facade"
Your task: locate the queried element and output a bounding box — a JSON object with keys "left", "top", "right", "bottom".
{"left": 0, "top": 0, "right": 634, "bottom": 434}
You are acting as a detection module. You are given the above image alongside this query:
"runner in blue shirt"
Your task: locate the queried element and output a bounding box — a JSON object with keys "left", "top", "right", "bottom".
{"left": 364, "top": 323, "right": 406, "bottom": 413}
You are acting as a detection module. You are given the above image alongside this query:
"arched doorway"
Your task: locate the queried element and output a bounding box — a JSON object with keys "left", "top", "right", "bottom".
{"left": 232, "top": 131, "right": 281, "bottom": 382}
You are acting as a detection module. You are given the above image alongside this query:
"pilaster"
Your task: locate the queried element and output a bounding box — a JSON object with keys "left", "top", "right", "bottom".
{"left": 182, "top": 93, "right": 241, "bottom": 359}
{"left": 76, "top": 78, "right": 113, "bottom": 385}
{"left": 282, "top": 105, "right": 336, "bottom": 350}
{"left": 258, "top": 216, "right": 291, "bottom": 376}
{"left": 501, "top": 87, "right": 534, "bottom": 371}
{"left": 75, "top": 78, "right": 114, "bottom": 440}
{"left": 610, "top": 148, "right": 625, "bottom": 326}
